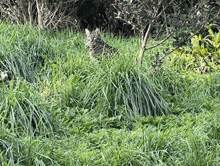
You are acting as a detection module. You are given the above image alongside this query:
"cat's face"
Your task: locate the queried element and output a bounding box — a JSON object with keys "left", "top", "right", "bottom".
{"left": 85, "top": 28, "right": 101, "bottom": 46}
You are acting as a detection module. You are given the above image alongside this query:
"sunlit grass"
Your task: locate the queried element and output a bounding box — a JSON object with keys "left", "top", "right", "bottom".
{"left": 0, "top": 22, "right": 220, "bottom": 165}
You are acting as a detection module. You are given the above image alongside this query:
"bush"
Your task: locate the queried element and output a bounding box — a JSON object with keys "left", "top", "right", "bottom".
{"left": 174, "top": 24, "right": 220, "bottom": 73}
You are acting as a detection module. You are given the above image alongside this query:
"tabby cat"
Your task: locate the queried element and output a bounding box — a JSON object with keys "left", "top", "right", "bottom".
{"left": 85, "top": 28, "right": 116, "bottom": 60}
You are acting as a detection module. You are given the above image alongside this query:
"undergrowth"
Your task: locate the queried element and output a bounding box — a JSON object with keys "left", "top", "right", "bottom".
{"left": 0, "top": 22, "right": 220, "bottom": 165}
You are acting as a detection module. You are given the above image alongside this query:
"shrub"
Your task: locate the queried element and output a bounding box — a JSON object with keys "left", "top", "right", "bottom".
{"left": 174, "top": 24, "right": 220, "bottom": 73}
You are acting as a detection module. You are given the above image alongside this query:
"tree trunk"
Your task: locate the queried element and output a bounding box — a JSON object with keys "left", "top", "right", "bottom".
{"left": 138, "top": 23, "right": 152, "bottom": 66}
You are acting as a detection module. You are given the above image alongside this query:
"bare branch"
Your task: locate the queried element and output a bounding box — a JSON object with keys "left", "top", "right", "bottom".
{"left": 145, "top": 33, "right": 173, "bottom": 51}
{"left": 114, "top": 0, "right": 220, "bottom": 67}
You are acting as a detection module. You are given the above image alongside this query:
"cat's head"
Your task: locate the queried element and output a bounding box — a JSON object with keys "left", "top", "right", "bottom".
{"left": 85, "top": 28, "right": 101, "bottom": 45}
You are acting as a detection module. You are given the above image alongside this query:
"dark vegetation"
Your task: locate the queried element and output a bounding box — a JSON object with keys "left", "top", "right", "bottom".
{"left": 0, "top": 0, "right": 220, "bottom": 165}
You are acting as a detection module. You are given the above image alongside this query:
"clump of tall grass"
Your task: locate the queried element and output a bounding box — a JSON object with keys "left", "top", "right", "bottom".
{"left": 80, "top": 55, "right": 170, "bottom": 118}
{"left": 0, "top": 78, "right": 54, "bottom": 136}
{"left": 0, "top": 23, "right": 57, "bottom": 83}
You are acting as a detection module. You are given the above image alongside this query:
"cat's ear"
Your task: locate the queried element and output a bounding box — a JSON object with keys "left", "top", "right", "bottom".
{"left": 95, "top": 28, "right": 100, "bottom": 34}
{"left": 85, "top": 29, "right": 90, "bottom": 36}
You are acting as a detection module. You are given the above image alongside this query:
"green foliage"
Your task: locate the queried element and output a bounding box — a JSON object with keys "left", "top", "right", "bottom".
{"left": 172, "top": 25, "right": 220, "bottom": 73}
{"left": 81, "top": 61, "right": 170, "bottom": 117}
{"left": 0, "top": 78, "right": 55, "bottom": 136}
{"left": 1, "top": 23, "right": 220, "bottom": 165}
{"left": 189, "top": 25, "right": 220, "bottom": 73}
{"left": 0, "top": 23, "right": 57, "bottom": 82}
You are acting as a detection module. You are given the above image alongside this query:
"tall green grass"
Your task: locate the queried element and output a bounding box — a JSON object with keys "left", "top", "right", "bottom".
{"left": 80, "top": 58, "right": 170, "bottom": 118}
{"left": 0, "top": 22, "right": 220, "bottom": 165}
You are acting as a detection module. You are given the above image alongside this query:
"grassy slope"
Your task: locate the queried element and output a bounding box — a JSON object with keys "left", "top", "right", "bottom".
{"left": 0, "top": 23, "right": 220, "bottom": 165}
